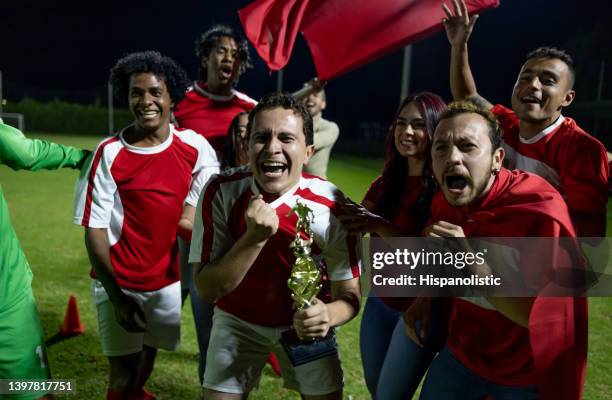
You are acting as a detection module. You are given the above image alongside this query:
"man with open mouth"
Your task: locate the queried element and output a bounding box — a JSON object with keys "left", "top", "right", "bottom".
{"left": 174, "top": 25, "right": 257, "bottom": 154}
{"left": 172, "top": 24, "right": 259, "bottom": 383}
{"left": 189, "top": 93, "right": 361, "bottom": 400}
{"left": 405, "top": 101, "right": 586, "bottom": 400}
{"left": 442, "top": 0, "right": 608, "bottom": 236}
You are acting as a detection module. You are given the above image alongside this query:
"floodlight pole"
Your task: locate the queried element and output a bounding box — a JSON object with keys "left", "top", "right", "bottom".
{"left": 277, "top": 69, "right": 284, "bottom": 92}
{"left": 400, "top": 45, "right": 412, "bottom": 101}
{"left": 107, "top": 81, "right": 114, "bottom": 135}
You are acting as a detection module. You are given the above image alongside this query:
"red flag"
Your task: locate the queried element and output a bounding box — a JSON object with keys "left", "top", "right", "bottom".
{"left": 238, "top": 0, "right": 500, "bottom": 81}
{"left": 238, "top": 0, "right": 311, "bottom": 71}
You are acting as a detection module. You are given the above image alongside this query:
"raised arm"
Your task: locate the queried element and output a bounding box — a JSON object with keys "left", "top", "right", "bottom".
{"left": 193, "top": 195, "right": 279, "bottom": 303}
{"left": 291, "top": 78, "right": 326, "bottom": 101}
{"left": 442, "top": 0, "right": 493, "bottom": 109}
{"left": 0, "top": 121, "right": 89, "bottom": 171}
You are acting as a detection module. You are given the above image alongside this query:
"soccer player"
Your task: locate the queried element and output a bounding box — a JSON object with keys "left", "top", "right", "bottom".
{"left": 189, "top": 93, "right": 361, "bottom": 400}
{"left": 172, "top": 24, "right": 259, "bottom": 383}
{"left": 173, "top": 24, "right": 257, "bottom": 154}
{"left": 442, "top": 0, "right": 608, "bottom": 236}
{"left": 73, "top": 51, "right": 219, "bottom": 400}
{"left": 0, "top": 121, "right": 89, "bottom": 400}
{"left": 406, "top": 101, "right": 586, "bottom": 399}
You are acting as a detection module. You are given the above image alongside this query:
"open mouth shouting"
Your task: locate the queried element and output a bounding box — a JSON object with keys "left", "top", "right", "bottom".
{"left": 219, "top": 64, "right": 234, "bottom": 81}
{"left": 260, "top": 160, "right": 289, "bottom": 178}
{"left": 444, "top": 172, "right": 469, "bottom": 197}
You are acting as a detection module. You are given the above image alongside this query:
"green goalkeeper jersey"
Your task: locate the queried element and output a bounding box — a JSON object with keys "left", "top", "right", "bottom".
{"left": 0, "top": 122, "right": 87, "bottom": 312}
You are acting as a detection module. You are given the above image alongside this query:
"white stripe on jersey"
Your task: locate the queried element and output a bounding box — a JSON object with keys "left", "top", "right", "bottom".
{"left": 518, "top": 115, "right": 565, "bottom": 144}
{"left": 502, "top": 142, "right": 562, "bottom": 191}
{"left": 189, "top": 170, "right": 361, "bottom": 281}
{"left": 233, "top": 90, "right": 258, "bottom": 106}
{"left": 73, "top": 138, "right": 123, "bottom": 229}
{"left": 174, "top": 128, "right": 220, "bottom": 206}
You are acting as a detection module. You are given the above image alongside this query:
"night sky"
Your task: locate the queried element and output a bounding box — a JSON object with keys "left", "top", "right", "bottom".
{"left": 2, "top": 0, "right": 611, "bottom": 140}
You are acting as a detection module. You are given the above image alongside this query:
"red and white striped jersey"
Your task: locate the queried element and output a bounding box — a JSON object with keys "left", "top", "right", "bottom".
{"left": 173, "top": 81, "right": 257, "bottom": 152}
{"left": 189, "top": 168, "right": 362, "bottom": 326}
{"left": 492, "top": 104, "right": 609, "bottom": 236}
{"left": 73, "top": 124, "right": 220, "bottom": 291}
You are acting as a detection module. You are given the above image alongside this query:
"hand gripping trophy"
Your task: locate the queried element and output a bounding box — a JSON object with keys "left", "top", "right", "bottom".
{"left": 281, "top": 200, "right": 338, "bottom": 366}
{"left": 287, "top": 200, "right": 321, "bottom": 309}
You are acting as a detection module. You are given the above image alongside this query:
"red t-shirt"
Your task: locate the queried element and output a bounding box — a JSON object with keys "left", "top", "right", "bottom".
{"left": 173, "top": 81, "right": 257, "bottom": 151}
{"left": 363, "top": 175, "right": 426, "bottom": 310}
{"left": 73, "top": 125, "right": 220, "bottom": 291}
{"left": 428, "top": 168, "right": 586, "bottom": 399}
{"left": 189, "top": 169, "right": 361, "bottom": 327}
{"left": 492, "top": 104, "right": 608, "bottom": 236}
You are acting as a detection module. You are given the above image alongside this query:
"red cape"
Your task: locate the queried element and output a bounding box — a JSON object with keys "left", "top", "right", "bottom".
{"left": 429, "top": 168, "right": 587, "bottom": 400}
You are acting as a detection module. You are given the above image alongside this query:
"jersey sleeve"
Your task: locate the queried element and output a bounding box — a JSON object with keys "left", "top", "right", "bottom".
{"left": 558, "top": 135, "right": 609, "bottom": 236}
{"left": 0, "top": 121, "right": 87, "bottom": 170}
{"left": 491, "top": 104, "right": 520, "bottom": 140}
{"left": 189, "top": 177, "right": 234, "bottom": 264}
{"left": 320, "top": 211, "right": 362, "bottom": 281}
{"left": 72, "top": 140, "right": 118, "bottom": 228}
{"left": 179, "top": 130, "right": 222, "bottom": 207}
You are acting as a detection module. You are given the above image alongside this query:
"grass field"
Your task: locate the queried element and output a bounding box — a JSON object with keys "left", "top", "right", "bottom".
{"left": 1, "top": 132, "right": 611, "bottom": 399}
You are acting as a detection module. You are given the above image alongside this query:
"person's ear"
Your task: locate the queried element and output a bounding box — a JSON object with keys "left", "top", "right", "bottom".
{"left": 561, "top": 89, "right": 575, "bottom": 108}
{"left": 492, "top": 147, "right": 505, "bottom": 174}
{"left": 303, "top": 144, "right": 315, "bottom": 165}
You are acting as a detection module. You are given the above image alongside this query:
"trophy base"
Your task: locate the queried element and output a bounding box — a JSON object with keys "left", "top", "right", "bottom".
{"left": 279, "top": 328, "right": 338, "bottom": 367}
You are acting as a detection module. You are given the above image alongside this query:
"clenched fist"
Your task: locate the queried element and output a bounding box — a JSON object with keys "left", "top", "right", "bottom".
{"left": 244, "top": 195, "right": 279, "bottom": 244}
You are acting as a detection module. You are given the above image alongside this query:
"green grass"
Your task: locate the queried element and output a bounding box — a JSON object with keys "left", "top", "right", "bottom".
{"left": 1, "top": 132, "right": 610, "bottom": 399}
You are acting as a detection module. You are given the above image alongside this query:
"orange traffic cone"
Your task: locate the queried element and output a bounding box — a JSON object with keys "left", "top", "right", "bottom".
{"left": 60, "top": 295, "right": 85, "bottom": 337}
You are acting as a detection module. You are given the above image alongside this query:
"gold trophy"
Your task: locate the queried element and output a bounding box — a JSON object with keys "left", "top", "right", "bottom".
{"left": 281, "top": 200, "right": 338, "bottom": 366}
{"left": 287, "top": 200, "right": 321, "bottom": 309}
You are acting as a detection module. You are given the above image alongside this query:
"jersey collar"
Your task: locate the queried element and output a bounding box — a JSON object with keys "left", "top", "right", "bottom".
{"left": 249, "top": 176, "right": 304, "bottom": 209}
{"left": 519, "top": 114, "right": 565, "bottom": 144}
{"left": 119, "top": 124, "right": 175, "bottom": 154}
{"left": 193, "top": 81, "right": 236, "bottom": 102}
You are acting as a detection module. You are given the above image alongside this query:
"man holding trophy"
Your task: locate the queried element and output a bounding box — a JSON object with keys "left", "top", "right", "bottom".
{"left": 189, "top": 93, "right": 361, "bottom": 400}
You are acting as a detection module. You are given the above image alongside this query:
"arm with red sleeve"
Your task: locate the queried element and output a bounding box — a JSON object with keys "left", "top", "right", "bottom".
{"left": 557, "top": 133, "right": 608, "bottom": 236}
{"left": 515, "top": 205, "right": 587, "bottom": 400}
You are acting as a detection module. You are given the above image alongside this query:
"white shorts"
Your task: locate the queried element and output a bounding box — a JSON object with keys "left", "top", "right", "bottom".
{"left": 92, "top": 279, "right": 181, "bottom": 357}
{"left": 204, "top": 307, "right": 343, "bottom": 396}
